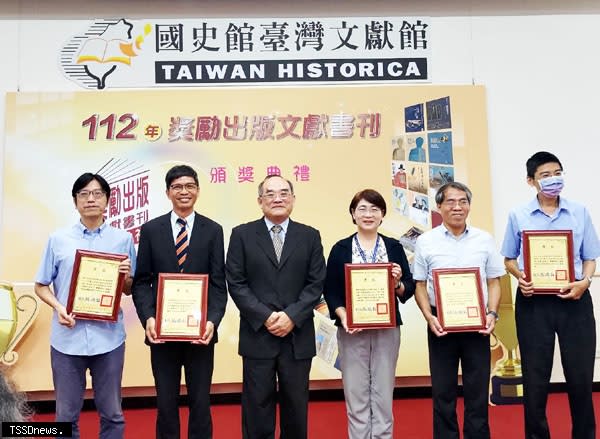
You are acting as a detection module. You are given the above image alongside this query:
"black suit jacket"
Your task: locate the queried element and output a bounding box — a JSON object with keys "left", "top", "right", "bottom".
{"left": 323, "top": 233, "right": 416, "bottom": 327}
{"left": 226, "top": 218, "right": 326, "bottom": 360}
{"left": 132, "top": 212, "right": 227, "bottom": 342}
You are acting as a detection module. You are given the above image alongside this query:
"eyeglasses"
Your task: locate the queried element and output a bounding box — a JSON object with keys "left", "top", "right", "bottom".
{"left": 355, "top": 206, "right": 382, "bottom": 215}
{"left": 170, "top": 183, "right": 198, "bottom": 193}
{"left": 261, "top": 190, "right": 292, "bottom": 201}
{"left": 76, "top": 189, "right": 106, "bottom": 200}
{"left": 441, "top": 199, "right": 469, "bottom": 207}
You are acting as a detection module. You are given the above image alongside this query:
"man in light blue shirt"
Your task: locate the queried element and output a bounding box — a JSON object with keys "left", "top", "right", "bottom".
{"left": 414, "top": 182, "right": 505, "bottom": 439}
{"left": 35, "top": 173, "right": 135, "bottom": 439}
{"left": 502, "top": 151, "right": 600, "bottom": 439}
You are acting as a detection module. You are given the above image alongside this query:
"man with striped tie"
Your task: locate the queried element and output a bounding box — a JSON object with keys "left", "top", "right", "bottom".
{"left": 132, "top": 164, "right": 227, "bottom": 439}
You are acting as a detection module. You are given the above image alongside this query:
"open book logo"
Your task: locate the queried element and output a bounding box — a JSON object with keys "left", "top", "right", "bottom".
{"left": 60, "top": 18, "right": 151, "bottom": 89}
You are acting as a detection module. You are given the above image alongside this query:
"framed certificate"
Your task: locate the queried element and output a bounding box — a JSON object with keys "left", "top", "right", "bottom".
{"left": 522, "top": 230, "right": 574, "bottom": 294}
{"left": 67, "top": 250, "right": 128, "bottom": 322}
{"left": 344, "top": 263, "right": 396, "bottom": 330}
{"left": 432, "top": 267, "right": 486, "bottom": 332}
{"left": 155, "top": 273, "right": 208, "bottom": 341}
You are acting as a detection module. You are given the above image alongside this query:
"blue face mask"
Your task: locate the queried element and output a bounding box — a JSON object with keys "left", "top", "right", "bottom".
{"left": 538, "top": 175, "right": 564, "bottom": 197}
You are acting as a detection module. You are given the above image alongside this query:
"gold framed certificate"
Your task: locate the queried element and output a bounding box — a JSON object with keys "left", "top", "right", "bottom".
{"left": 155, "top": 273, "right": 208, "bottom": 341}
{"left": 432, "top": 267, "right": 486, "bottom": 332}
{"left": 522, "top": 230, "right": 574, "bottom": 294}
{"left": 67, "top": 250, "right": 127, "bottom": 322}
{"left": 344, "top": 263, "right": 396, "bottom": 330}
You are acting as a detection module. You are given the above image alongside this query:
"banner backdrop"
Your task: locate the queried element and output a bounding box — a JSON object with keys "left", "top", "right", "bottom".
{"left": 2, "top": 85, "right": 493, "bottom": 392}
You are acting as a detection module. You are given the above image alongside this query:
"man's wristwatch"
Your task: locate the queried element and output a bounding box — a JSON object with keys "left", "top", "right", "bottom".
{"left": 486, "top": 310, "right": 499, "bottom": 321}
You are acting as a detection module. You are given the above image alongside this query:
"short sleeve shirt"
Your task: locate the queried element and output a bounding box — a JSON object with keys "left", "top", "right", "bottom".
{"left": 35, "top": 222, "right": 136, "bottom": 356}
{"left": 413, "top": 224, "right": 505, "bottom": 307}
{"left": 501, "top": 196, "right": 600, "bottom": 279}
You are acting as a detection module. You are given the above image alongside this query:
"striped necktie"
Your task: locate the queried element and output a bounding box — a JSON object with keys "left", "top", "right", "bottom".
{"left": 175, "top": 218, "right": 188, "bottom": 272}
{"left": 271, "top": 224, "right": 283, "bottom": 263}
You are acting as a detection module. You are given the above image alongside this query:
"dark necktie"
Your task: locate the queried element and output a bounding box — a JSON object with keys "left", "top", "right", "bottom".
{"left": 175, "top": 218, "right": 188, "bottom": 272}
{"left": 271, "top": 224, "right": 283, "bottom": 263}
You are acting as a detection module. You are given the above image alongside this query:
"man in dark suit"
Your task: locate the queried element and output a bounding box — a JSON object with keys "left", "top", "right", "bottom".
{"left": 132, "top": 164, "right": 227, "bottom": 439}
{"left": 226, "top": 175, "right": 326, "bottom": 439}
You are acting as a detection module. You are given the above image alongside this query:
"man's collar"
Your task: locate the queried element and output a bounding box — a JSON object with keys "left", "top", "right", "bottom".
{"left": 264, "top": 217, "right": 290, "bottom": 232}
{"left": 527, "top": 195, "right": 568, "bottom": 214}
{"left": 77, "top": 219, "right": 107, "bottom": 235}
{"left": 441, "top": 223, "right": 470, "bottom": 238}
{"left": 171, "top": 210, "right": 195, "bottom": 222}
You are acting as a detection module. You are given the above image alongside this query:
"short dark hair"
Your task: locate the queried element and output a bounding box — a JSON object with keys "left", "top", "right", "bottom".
{"left": 349, "top": 189, "right": 387, "bottom": 224}
{"left": 257, "top": 175, "right": 294, "bottom": 196}
{"left": 71, "top": 173, "right": 111, "bottom": 200}
{"left": 526, "top": 151, "right": 563, "bottom": 179}
{"left": 435, "top": 182, "right": 472, "bottom": 205}
{"left": 165, "top": 165, "right": 199, "bottom": 189}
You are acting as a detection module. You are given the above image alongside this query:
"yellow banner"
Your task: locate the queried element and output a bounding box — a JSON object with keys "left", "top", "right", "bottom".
{"left": 3, "top": 85, "right": 492, "bottom": 391}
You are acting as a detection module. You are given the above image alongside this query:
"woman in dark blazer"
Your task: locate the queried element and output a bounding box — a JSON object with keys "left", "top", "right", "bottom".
{"left": 323, "top": 189, "right": 415, "bottom": 439}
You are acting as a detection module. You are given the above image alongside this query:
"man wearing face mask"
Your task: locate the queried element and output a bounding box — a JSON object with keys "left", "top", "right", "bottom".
{"left": 502, "top": 151, "right": 600, "bottom": 439}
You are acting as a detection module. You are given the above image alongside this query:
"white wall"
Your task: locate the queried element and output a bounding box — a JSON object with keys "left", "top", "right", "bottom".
{"left": 2, "top": 0, "right": 600, "bottom": 383}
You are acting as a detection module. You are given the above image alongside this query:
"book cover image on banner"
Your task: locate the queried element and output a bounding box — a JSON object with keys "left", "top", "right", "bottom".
{"left": 2, "top": 85, "right": 492, "bottom": 392}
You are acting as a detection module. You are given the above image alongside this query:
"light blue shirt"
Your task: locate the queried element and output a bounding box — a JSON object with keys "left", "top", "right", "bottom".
{"left": 264, "top": 217, "right": 290, "bottom": 244}
{"left": 35, "top": 221, "right": 137, "bottom": 356}
{"left": 413, "top": 224, "right": 505, "bottom": 307}
{"left": 170, "top": 210, "right": 195, "bottom": 243}
{"left": 501, "top": 196, "right": 600, "bottom": 279}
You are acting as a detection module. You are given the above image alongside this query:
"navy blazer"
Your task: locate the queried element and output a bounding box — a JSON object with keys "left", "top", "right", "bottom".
{"left": 132, "top": 212, "right": 227, "bottom": 342}
{"left": 323, "top": 233, "right": 415, "bottom": 327}
{"left": 226, "top": 218, "right": 326, "bottom": 360}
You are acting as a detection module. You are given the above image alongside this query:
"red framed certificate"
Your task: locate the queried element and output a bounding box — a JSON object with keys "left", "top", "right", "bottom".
{"left": 155, "top": 273, "right": 208, "bottom": 341}
{"left": 522, "top": 230, "right": 574, "bottom": 294}
{"left": 344, "top": 263, "right": 396, "bottom": 330}
{"left": 67, "top": 250, "right": 127, "bottom": 322}
{"left": 432, "top": 267, "right": 486, "bottom": 332}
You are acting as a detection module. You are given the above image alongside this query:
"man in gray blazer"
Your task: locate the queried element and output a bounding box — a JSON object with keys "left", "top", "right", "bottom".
{"left": 132, "top": 164, "right": 227, "bottom": 439}
{"left": 226, "top": 174, "right": 326, "bottom": 439}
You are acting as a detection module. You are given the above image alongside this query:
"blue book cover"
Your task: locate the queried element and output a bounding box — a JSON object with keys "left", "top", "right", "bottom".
{"left": 427, "top": 132, "right": 453, "bottom": 165}
{"left": 407, "top": 135, "right": 427, "bottom": 163}
{"left": 404, "top": 103, "right": 424, "bottom": 132}
{"left": 426, "top": 96, "right": 452, "bottom": 130}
